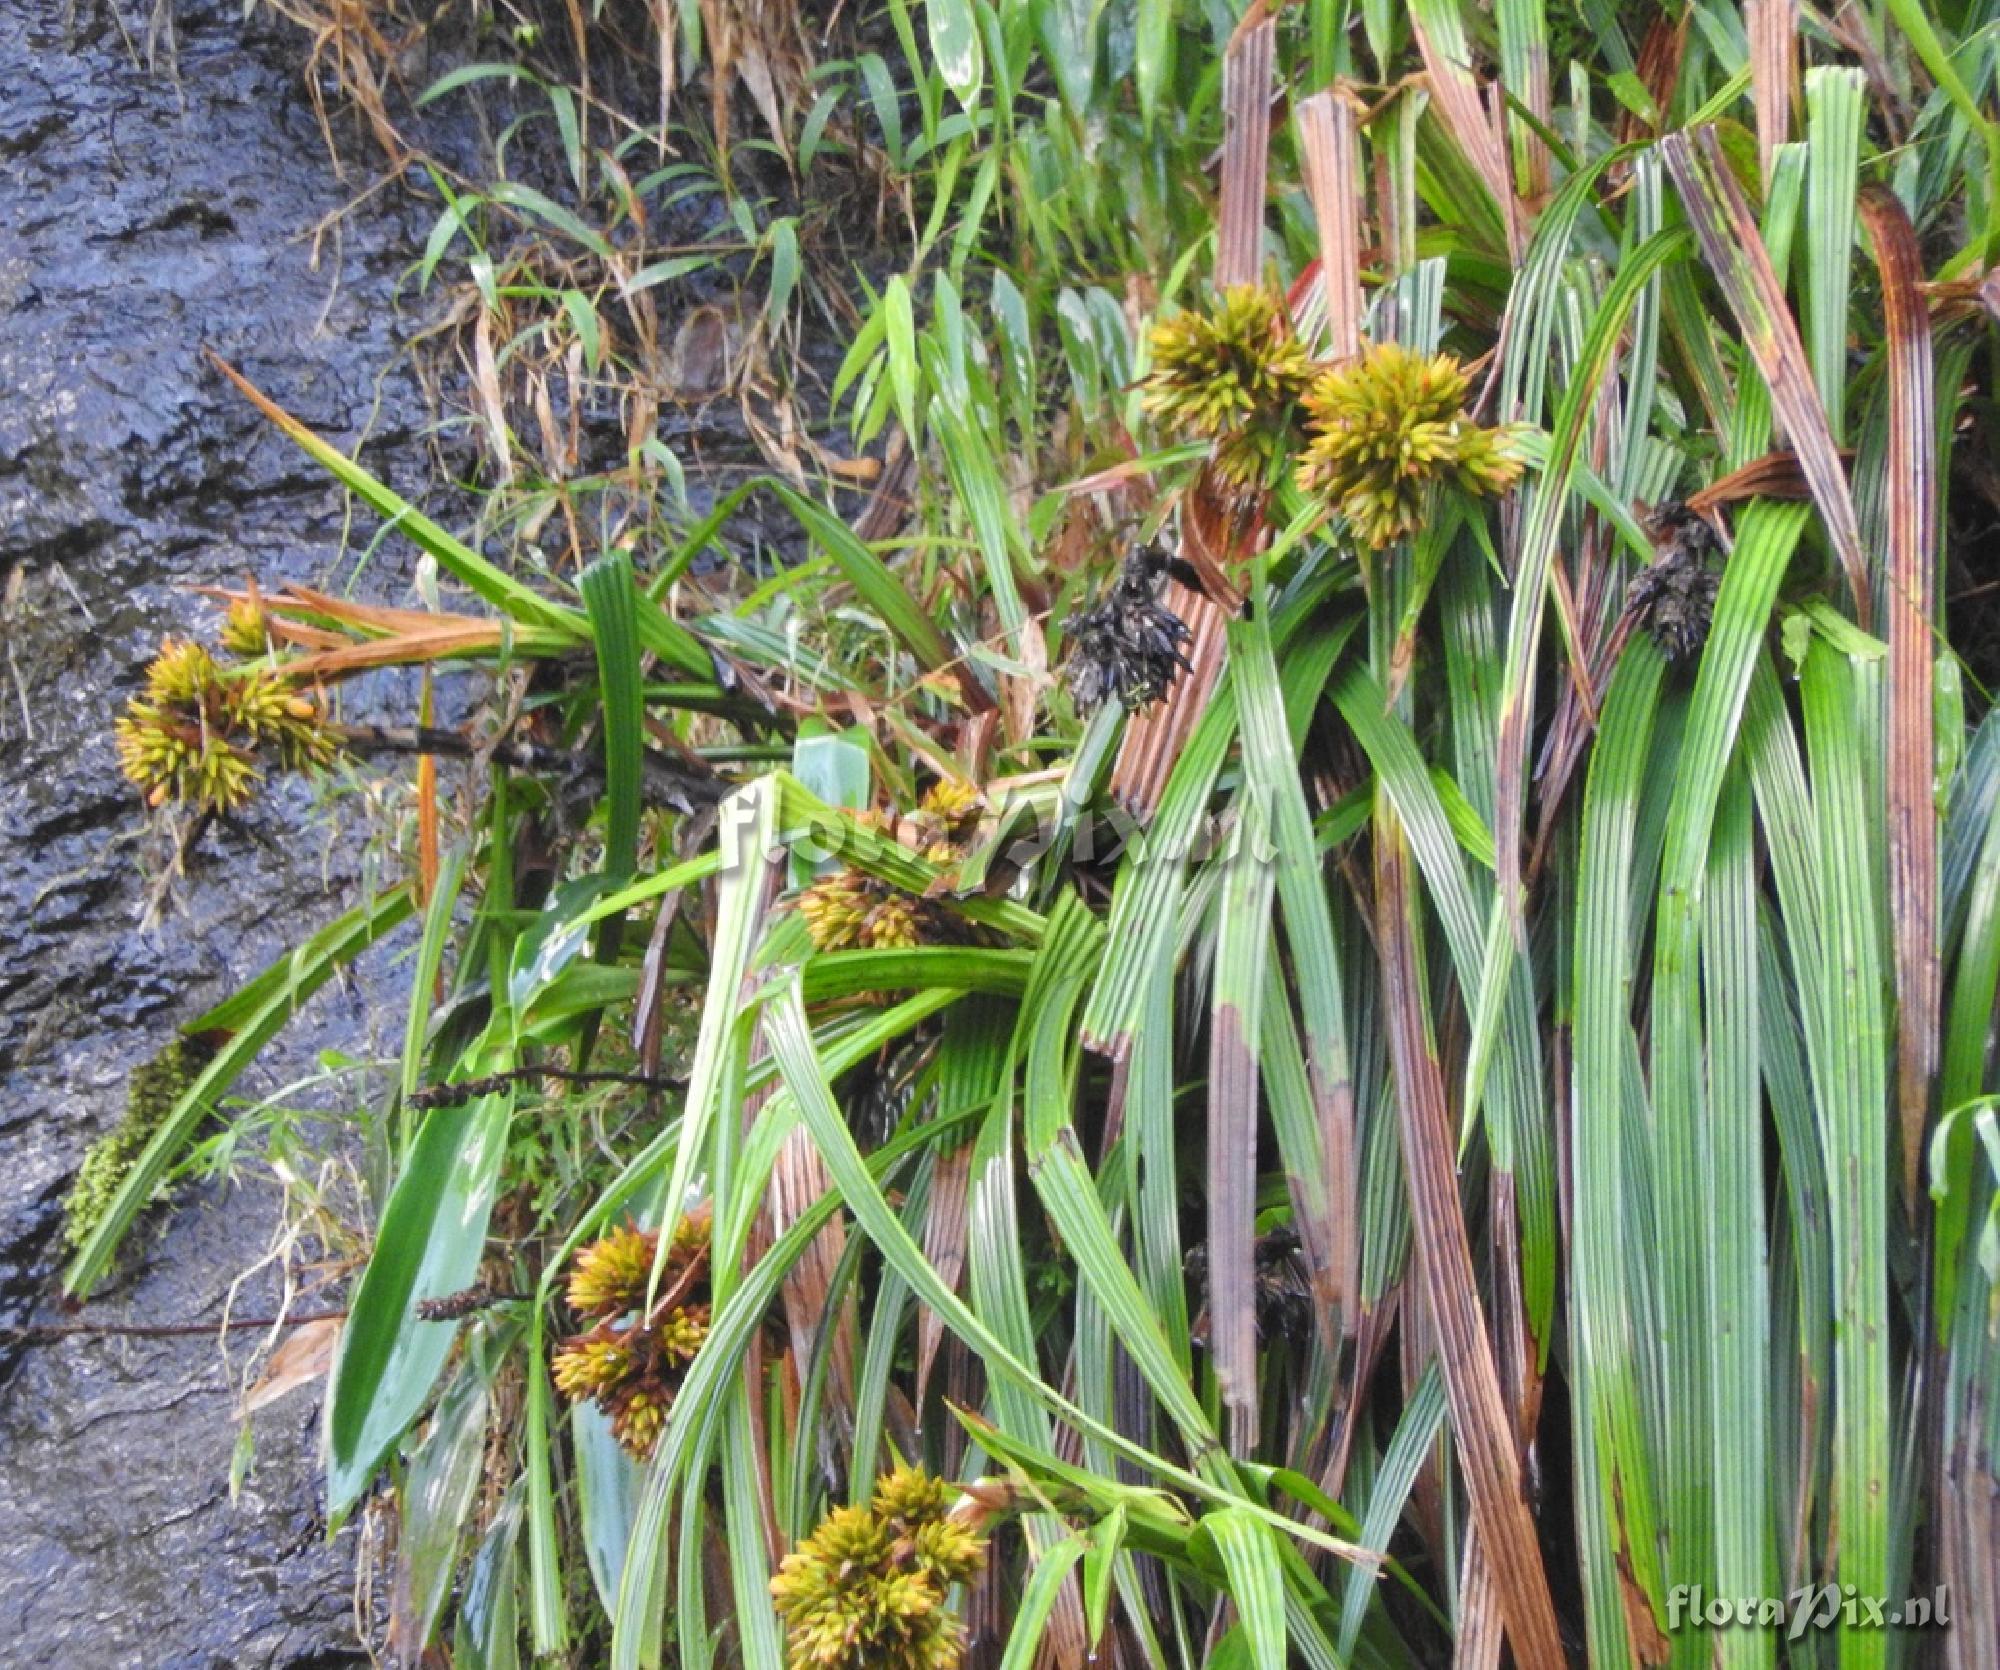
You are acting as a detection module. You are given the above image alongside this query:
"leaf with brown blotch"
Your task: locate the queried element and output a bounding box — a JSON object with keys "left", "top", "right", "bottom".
{"left": 1661, "top": 127, "right": 1874, "bottom": 627}
{"left": 1207, "top": 963, "right": 1266, "bottom": 1446}
{"left": 915, "top": 1137, "right": 973, "bottom": 1410}
{"left": 1860, "top": 184, "right": 1940, "bottom": 1211}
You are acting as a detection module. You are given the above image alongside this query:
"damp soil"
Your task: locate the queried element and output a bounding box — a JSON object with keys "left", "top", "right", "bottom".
{"left": 0, "top": 2, "right": 766, "bottom": 1662}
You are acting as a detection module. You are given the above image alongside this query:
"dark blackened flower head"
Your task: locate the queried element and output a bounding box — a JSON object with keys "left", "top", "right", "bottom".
{"left": 1185, "top": 1223, "right": 1316, "bottom": 1348}
{"left": 1626, "top": 504, "right": 1723, "bottom": 664}
{"left": 1063, "top": 544, "right": 1195, "bottom": 714}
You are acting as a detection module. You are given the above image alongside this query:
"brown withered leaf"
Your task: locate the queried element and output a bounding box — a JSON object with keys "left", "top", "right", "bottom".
{"left": 238, "top": 1316, "right": 341, "bottom": 1417}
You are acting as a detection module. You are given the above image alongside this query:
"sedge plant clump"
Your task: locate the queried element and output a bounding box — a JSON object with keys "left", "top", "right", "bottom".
{"left": 770, "top": 1462, "right": 989, "bottom": 1670}
{"left": 1294, "top": 342, "right": 1522, "bottom": 550}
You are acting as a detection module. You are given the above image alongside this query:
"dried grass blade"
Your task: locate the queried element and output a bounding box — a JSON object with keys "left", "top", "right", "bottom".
{"left": 1453, "top": 1524, "right": 1506, "bottom": 1670}
{"left": 1746, "top": 0, "right": 1798, "bottom": 179}
{"left": 1859, "top": 184, "right": 1939, "bottom": 1208}
{"left": 1296, "top": 90, "right": 1364, "bottom": 363}
{"left": 1108, "top": 15, "right": 1274, "bottom": 813}
{"left": 915, "top": 1135, "right": 972, "bottom": 1409}
{"left": 1373, "top": 809, "right": 1565, "bottom": 1668}
{"left": 1660, "top": 128, "right": 1872, "bottom": 626}
{"left": 1217, "top": 16, "right": 1276, "bottom": 288}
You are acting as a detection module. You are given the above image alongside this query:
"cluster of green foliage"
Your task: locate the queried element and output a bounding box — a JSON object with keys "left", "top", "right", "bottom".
{"left": 71, "top": 0, "right": 2000, "bottom": 1664}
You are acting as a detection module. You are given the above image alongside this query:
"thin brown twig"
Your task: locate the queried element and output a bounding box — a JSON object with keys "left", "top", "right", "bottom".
{"left": 5, "top": 1308, "right": 350, "bottom": 1344}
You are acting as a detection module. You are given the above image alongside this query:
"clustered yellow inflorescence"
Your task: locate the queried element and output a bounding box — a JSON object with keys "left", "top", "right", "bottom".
{"left": 549, "top": 1210, "right": 712, "bottom": 1457}
{"left": 794, "top": 780, "right": 986, "bottom": 956}
{"left": 1140, "top": 287, "right": 1523, "bottom": 548}
{"left": 770, "top": 1463, "right": 989, "bottom": 1670}
{"left": 1293, "top": 341, "right": 1523, "bottom": 550}
{"left": 114, "top": 634, "right": 337, "bottom": 813}
{"left": 1141, "top": 285, "right": 1317, "bottom": 485}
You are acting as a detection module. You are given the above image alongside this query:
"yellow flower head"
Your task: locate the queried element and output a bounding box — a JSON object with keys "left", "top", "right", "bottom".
{"left": 552, "top": 1334, "right": 635, "bottom": 1399}
{"left": 611, "top": 1382, "right": 670, "bottom": 1457}
{"left": 798, "top": 872, "right": 957, "bottom": 954}
{"left": 552, "top": 1209, "right": 713, "bottom": 1455}
{"left": 115, "top": 638, "right": 338, "bottom": 811}
{"left": 871, "top": 1461, "right": 955, "bottom": 1531}
{"left": 1142, "top": 286, "right": 1314, "bottom": 444}
{"left": 1295, "top": 342, "right": 1523, "bottom": 550}
{"left": 916, "top": 778, "right": 982, "bottom": 835}
{"left": 220, "top": 596, "right": 271, "bottom": 658}
{"left": 798, "top": 870, "right": 875, "bottom": 953}
{"left": 771, "top": 1470, "right": 986, "bottom": 1670}
{"left": 566, "top": 1221, "right": 658, "bottom": 1318}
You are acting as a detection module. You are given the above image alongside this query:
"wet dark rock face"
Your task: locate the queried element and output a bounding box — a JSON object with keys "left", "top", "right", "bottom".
{"left": 0, "top": 2, "right": 456, "bottom": 1662}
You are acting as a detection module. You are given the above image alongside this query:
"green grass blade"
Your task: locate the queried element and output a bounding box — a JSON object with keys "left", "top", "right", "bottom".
{"left": 1799, "top": 631, "right": 1893, "bottom": 1670}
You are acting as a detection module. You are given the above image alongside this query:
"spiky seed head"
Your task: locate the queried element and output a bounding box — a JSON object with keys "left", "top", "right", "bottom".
{"left": 861, "top": 894, "right": 921, "bottom": 951}
{"left": 799, "top": 867, "right": 962, "bottom": 954}
{"left": 552, "top": 1334, "right": 635, "bottom": 1400}
{"left": 115, "top": 704, "right": 260, "bottom": 813}
{"left": 610, "top": 1382, "right": 669, "bottom": 1456}
{"left": 220, "top": 596, "right": 271, "bottom": 658}
{"left": 1142, "top": 286, "right": 1314, "bottom": 440}
{"left": 916, "top": 777, "right": 982, "bottom": 834}
{"left": 799, "top": 870, "right": 875, "bottom": 952}
{"left": 1295, "top": 342, "right": 1523, "bottom": 550}
{"left": 116, "top": 638, "right": 339, "bottom": 810}
{"left": 656, "top": 1302, "right": 710, "bottom": 1365}
{"left": 907, "top": 1518, "right": 985, "bottom": 1589}
{"left": 567, "top": 1221, "right": 659, "bottom": 1318}
{"left": 145, "top": 639, "right": 224, "bottom": 705}
{"left": 225, "top": 670, "right": 338, "bottom": 771}
{"left": 871, "top": 1461, "right": 955, "bottom": 1530}
{"left": 772, "top": 1473, "right": 986, "bottom": 1670}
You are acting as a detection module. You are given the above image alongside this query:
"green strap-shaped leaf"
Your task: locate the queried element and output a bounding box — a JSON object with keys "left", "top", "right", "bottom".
{"left": 582, "top": 549, "right": 644, "bottom": 878}
{"left": 326, "top": 1082, "right": 515, "bottom": 1516}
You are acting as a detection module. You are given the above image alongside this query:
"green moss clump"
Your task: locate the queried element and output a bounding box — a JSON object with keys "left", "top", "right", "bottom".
{"left": 63, "top": 1037, "right": 208, "bottom": 1251}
